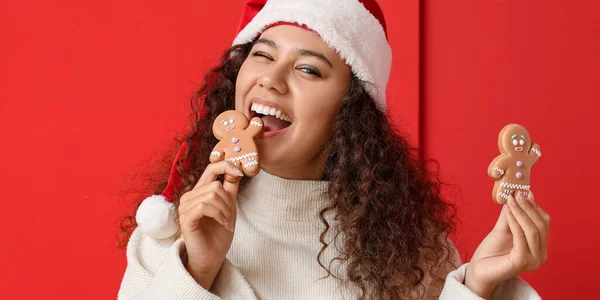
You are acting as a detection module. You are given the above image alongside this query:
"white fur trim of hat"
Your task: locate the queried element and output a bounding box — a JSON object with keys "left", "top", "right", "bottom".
{"left": 232, "top": 0, "right": 392, "bottom": 112}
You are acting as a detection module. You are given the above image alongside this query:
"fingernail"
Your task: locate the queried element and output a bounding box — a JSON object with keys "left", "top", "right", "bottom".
{"left": 508, "top": 196, "right": 516, "bottom": 206}
{"left": 516, "top": 193, "right": 524, "bottom": 202}
{"left": 235, "top": 169, "right": 244, "bottom": 176}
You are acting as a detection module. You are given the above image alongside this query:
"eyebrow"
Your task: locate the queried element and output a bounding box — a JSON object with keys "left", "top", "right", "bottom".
{"left": 254, "top": 38, "right": 333, "bottom": 68}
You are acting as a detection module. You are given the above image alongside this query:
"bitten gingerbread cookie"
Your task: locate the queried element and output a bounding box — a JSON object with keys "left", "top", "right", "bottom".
{"left": 211, "top": 110, "right": 263, "bottom": 180}
{"left": 488, "top": 124, "right": 541, "bottom": 204}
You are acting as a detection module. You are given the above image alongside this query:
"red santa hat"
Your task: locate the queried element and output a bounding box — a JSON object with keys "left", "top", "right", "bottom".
{"left": 136, "top": 0, "right": 391, "bottom": 239}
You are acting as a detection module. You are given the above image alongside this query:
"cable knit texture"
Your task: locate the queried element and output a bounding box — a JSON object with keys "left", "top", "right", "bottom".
{"left": 118, "top": 169, "right": 541, "bottom": 299}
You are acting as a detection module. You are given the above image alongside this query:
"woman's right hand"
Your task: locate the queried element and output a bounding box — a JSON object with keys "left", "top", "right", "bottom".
{"left": 178, "top": 160, "right": 244, "bottom": 289}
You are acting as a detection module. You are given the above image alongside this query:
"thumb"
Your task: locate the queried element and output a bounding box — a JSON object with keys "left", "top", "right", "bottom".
{"left": 222, "top": 176, "right": 241, "bottom": 210}
{"left": 223, "top": 174, "right": 242, "bottom": 224}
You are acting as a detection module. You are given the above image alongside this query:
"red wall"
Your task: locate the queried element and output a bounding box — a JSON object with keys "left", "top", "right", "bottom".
{"left": 421, "top": 0, "right": 600, "bottom": 298}
{"left": 1, "top": 0, "right": 596, "bottom": 299}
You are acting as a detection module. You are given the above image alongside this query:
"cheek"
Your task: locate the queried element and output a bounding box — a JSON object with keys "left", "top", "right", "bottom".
{"left": 294, "top": 103, "right": 337, "bottom": 144}
{"left": 296, "top": 84, "right": 346, "bottom": 116}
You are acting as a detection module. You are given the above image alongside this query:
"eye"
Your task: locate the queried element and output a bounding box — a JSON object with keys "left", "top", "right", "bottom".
{"left": 229, "top": 117, "right": 235, "bottom": 123}
{"left": 221, "top": 119, "right": 228, "bottom": 125}
{"left": 519, "top": 139, "right": 525, "bottom": 145}
{"left": 251, "top": 51, "right": 272, "bottom": 60}
{"left": 512, "top": 139, "right": 518, "bottom": 146}
{"left": 298, "top": 65, "right": 321, "bottom": 77}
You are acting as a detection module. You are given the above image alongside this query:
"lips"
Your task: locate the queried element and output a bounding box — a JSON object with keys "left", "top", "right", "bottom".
{"left": 515, "top": 147, "right": 523, "bottom": 152}
{"left": 226, "top": 124, "right": 235, "bottom": 131}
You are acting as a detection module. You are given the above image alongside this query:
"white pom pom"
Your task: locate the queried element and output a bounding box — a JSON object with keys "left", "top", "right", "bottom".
{"left": 135, "top": 195, "right": 179, "bottom": 239}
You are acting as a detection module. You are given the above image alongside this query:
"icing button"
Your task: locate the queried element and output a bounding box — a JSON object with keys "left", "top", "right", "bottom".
{"left": 516, "top": 172, "right": 523, "bottom": 179}
{"left": 232, "top": 137, "right": 239, "bottom": 144}
{"left": 516, "top": 160, "right": 523, "bottom": 167}
{"left": 234, "top": 146, "right": 241, "bottom": 152}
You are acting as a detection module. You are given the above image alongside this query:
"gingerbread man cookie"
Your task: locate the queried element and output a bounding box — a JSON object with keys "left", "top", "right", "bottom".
{"left": 488, "top": 124, "right": 541, "bottom": 204}
{"left": 211, "top": 110, "right": 263, "bottom": 179}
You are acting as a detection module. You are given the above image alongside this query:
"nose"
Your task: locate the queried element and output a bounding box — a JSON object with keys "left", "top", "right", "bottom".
{"left": 256, "top": 65, "right": 289, "bottom": 94}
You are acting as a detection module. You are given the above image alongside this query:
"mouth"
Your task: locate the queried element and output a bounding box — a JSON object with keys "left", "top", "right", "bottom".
{"left": 515, "top": 147, "right": 523, "bottom": 152}
{"left": 248, "top": 99, "right": 293, "bottom": 138}
{"left": 226, "top": 124, "right": 235, "bottom": 131}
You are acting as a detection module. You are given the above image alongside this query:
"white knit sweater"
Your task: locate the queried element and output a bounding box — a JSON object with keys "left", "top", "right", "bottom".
{"left": 118, "top": 169, "right": 541, "bottom": 299}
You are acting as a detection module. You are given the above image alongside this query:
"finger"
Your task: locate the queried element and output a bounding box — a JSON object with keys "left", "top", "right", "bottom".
{"left": 508, "top": 195, "right": 541, "bottom": 258}
{"left": 527, "top": 191, "right": 550, "bottom": 263}
{"left": 528, "top": 191, "right": 551, "bottom": 225}
{"left": 516, "top": 192, "right": 547, "bottom": 253}
{"left": 504, "top": 200, "right": 529, "bottom": 257}
{"left": 222, "top": 176, "right": 240, "bottom": 223}
{"left": 180, "top": 181, "right": 233, "bottom": 215}
{"left": 179, "top": 201, "right": 232, "bottom": 232}
{"left": 179, "top": 189, "right": 233, "bottom": 223}
{"left": 196, "top": 160, "right": 244, "bottom": 189}
{"left": 493, "top": 203, "right": 510, "bottom": 232}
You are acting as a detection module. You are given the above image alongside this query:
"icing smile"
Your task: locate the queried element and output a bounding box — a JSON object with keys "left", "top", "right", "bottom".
{"left": 515, "top": 147, "right": 523, "bottom": 152}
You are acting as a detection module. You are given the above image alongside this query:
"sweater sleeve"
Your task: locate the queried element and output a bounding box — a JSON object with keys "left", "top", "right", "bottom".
{"left": 440, "top": 263, "right": 542, "bottom": 300}
{"left": 438, "top": 240, "right": 541, "bottom": 300}
{"left": 117, "top": 228, "right": 257, "bottom": 300}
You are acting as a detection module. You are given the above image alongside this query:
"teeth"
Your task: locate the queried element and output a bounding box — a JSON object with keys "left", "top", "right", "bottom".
{"left": 251, "top": 103, "right": 291, "bottom": 123}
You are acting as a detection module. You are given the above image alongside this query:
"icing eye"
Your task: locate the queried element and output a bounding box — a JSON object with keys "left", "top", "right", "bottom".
{"left": 221, "top": 119, "right": 228, "bottom": 125}
{"left": 512, "top": 139, "right": 518, "bottom": 146}
{"left": 519, "top": 139, "right": 525, "bottom": 145}
{"left": 229, "top": 117, "right": 235, "bottom": 123}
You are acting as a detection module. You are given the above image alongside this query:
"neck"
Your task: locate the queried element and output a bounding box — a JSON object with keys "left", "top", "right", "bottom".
{"left": 260, "top": 153, "right": 328, "bottom": 180}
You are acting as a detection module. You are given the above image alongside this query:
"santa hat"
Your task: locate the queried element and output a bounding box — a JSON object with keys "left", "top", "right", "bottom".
{"left": 135, "top": 0, "right": 391, "bottom": 239}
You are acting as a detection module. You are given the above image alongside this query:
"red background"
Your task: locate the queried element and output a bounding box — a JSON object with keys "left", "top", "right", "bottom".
{"left": 1, "top": 0, "right": 597, "bottom": 298}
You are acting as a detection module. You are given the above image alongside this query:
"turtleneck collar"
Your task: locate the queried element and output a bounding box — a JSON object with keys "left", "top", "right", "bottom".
{"left": 237, "top": 169, "right": 330, "bottom": 222}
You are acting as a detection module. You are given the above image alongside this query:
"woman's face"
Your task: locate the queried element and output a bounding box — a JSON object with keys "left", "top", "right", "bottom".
{"left": 235, "top": 25, "right": 352, "bottom": 180}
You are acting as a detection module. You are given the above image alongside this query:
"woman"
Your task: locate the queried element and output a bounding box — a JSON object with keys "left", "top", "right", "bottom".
{"left": 118, "top": 0, "right": 550, "bottom": 299}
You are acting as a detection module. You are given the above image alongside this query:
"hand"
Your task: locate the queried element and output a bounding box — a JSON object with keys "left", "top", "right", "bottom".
{"left": 465, "top": 191, "right": 550, "bottom": 298}
{"left": 178, "top": 161, "right": 244, "bottom": 289}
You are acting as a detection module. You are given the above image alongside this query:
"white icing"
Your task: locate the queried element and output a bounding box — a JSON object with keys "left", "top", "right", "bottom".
{"left": 494, "top": 167, "right": 505, "bottom": 176}
{"left": 227, "top": 152, "right": 258, "bottom": 163}
{"left": 500, "top": 182, "right": 531, "bottom": 190}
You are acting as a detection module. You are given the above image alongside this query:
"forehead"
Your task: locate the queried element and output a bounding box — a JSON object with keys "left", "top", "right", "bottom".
{"left": 257, "top": 25, "right": 347, "bottom": 64}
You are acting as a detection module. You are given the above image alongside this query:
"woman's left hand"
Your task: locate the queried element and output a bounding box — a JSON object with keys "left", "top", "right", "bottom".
{"left": 464, "top": 191, "right": 550, "bottom": 298}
